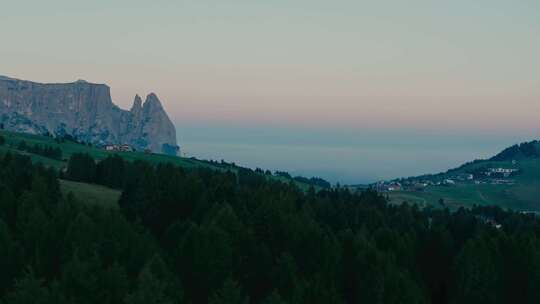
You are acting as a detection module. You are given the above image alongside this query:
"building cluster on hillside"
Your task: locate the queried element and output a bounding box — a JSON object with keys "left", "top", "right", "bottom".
{"left": 377, "top": 166, "right": 520, "bottom": 192}
{"left": 485, "top": 167, "right": 519, "bottom": 178}
{"left": 374, "top": 181, "right": 402, "bottom": 192}
{"left": 476, "top": 215, "right": 503, "bottom": 229}
{"left": 103, "top": 144, "right": 134, "bottom": 152}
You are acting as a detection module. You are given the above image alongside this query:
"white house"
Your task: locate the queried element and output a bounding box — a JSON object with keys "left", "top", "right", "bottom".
{"left": 104, "top": 144, "right": 134, "bottom": 152}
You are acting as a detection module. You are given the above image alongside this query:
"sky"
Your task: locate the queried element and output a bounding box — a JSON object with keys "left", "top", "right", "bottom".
{"left": 1, "top": 0, "right": 540, "bottom": 183}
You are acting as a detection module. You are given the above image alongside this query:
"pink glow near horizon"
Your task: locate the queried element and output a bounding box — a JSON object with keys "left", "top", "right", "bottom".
{"left": 2, "top": 1, "right": 540, "bottom": 135}
{"left": 122, "top": 66, "right": 540, "bottom": 133}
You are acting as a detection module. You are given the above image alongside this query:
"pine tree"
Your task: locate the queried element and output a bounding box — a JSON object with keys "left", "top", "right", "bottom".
{"left": 209, "top": 278, "right": 249, "bottom": 304}
{"left": 125, "top": 255, "right": 181, "bottom": 304}
{"left": 4, "top": 267, "right": 49, "bottom": 304}
{"left": 261, "top": 291, "right": 288, "bottom": 304}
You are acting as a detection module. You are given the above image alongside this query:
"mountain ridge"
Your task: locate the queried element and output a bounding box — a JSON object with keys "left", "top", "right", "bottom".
{"left": 0, "top": 75, "right": 179, "bottom": 154}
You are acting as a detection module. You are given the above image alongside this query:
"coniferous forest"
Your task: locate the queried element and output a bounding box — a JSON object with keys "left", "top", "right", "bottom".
{"left": 1, "top": 152, "right": 540, "bottom": 304}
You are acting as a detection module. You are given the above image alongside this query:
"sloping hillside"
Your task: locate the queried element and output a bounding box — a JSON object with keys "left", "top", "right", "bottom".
{"left": 0, "top": 129, "right": 318, "bottom": 194}
{"left": 387, "top": 140, "right": 540, "bottom": 212}
{"left": 59, "top": 179, "right": 121, "bottom": 208}
{"left": 0, "top": 130, "right": 202, "bottom": 169}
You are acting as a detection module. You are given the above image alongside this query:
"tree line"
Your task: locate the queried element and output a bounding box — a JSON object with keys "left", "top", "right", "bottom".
{"left": 16, "top": 141, "right": 63, "bottom": 160}
{"left": 491, "top": 140, "right": 540, "bottom": 161}
{"left": 273, "top": 171, "right": 331, "bottom": 188}
{"left": 0, "top": 152, "right": 540, "bottom": 303}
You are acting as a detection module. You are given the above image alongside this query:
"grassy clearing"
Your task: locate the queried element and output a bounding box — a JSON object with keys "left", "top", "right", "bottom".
{"left": 60, "top": 179, "right": 121, "bottom": 208}
{"left": 387, "top": 192, "right": 429, "bottom": 207}
{"left": 390, "top": 160, "right": 540, "bottom": 211}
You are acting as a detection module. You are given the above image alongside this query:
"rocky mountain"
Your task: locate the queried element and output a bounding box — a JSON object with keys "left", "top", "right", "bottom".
{"left": 0, "top": 75, "right": 179, "bottom": 155}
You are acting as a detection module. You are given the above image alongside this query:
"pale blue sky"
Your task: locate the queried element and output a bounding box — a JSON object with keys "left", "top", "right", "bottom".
{"left": 2, "top": 0, "right": 539, "bottom": 182}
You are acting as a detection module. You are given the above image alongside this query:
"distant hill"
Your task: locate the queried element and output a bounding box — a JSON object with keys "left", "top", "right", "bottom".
{"left": 384, "top": 140, "right": 540, "bottom": 212}
{"left": 0, "top": 75, "right": 179, "bottom": 154}
{"left": 490, "top": 140, "right": 540, "bottom": 161}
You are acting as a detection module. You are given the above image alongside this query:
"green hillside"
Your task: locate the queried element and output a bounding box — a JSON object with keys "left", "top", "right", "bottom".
{"left": 60, "top": 179, "right": 121, "bottom": 208}
{"left": 0, "top": 130, "right": 317, "bottom": 195}
{"left": 387, "top": 141, "right": 540, "bottom": 212}
{"left": 0, "top": 130, "right": 206, "bottom": 169}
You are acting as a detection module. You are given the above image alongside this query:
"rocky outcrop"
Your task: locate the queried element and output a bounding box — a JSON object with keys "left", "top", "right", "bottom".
{"left": 0, "top": 75, "right": 179, "bottom": 155}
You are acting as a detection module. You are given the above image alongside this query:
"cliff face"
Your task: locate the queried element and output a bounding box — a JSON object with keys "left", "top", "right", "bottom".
{"left": 0, "top": 76, "right": 179, "bottom": 155}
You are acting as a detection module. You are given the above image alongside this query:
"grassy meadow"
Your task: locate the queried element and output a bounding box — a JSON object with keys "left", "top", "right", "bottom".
{"left": 0, "top": 130, "right": 316, "bottom": 202}
{"left": 389, "top": 157, "right": 540, "bottom": 212}
{"left": 60, "top": 179, "right": 121, "bottom": 208}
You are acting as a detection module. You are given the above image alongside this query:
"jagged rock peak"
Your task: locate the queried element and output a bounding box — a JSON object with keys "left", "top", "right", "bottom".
{"left": 144, "top": 93, "right": 163, "bottom": 110}
{"left": 131, "top": 94, "right": 143, "bottom": 112}
{"left": 0, "top": 75, "right": 179, "bottom": 155}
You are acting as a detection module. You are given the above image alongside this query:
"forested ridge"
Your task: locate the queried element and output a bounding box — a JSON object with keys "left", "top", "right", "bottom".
{"left": 491, "top": 140, "right": 540, "bottom": 161}
{"left": 1, "top": 152, "right": 540, "bottom": 304}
